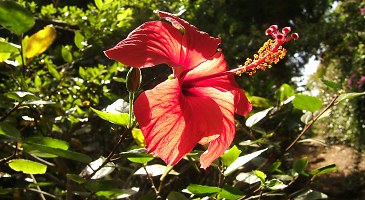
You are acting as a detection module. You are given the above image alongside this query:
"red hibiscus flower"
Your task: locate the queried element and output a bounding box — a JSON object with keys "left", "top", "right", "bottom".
{"left": 105, "top": 12, "right": 254, "bottom": 168}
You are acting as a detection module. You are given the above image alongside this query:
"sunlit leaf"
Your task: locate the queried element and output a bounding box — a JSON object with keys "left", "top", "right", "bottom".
{"left": 0, "top": 41, "right": 19, "bottom": 53}
{"left": 253, "top": 170, "right": 266, "bottom": 184}
{"left": 220, "top": 145, "right": 241, "bottom": 167}
{"left": 277, "top": 83, "right": 295, "bottom": 104}
{"left": 309, "top": 164, "right": 338, "bottom": 176}
{"left": 47, "top": 64, "right": 61, "bottom": 80}
{"left": 131, "top": 128, "right": 145, "bottom": 147}
{"left": 61, "top": 46, "right": 73, "bottom": 63}
{"left": 247, "top": 96, "right": 273, "bottom": 108}
{"left": 236, "top": 172, "right": 261, "bottom": 184}
{"left": 80, "top": 157, "right": 115, "bottom": 179}
{"left": 23, "top": 142, "right": 91, "bottom": 163}
{"left": 0, "top": 52, "right": 10, "bottom": 62}
{"left": 245, "top": 107, "right": 273, "bottom": 127}
{"left": 266, "top": 161, "right": 282, "bottom": 173}
{"left": 8, "top": 159, "right": 47, "bottom": 174}
{"left": 23, "top": 137, "right": 69, "bottom": 158}
{"left": 127, "top": 153, "right": 154, "bottom": 164}
{"left": 91, "top": 107, "right": 129, "bottom": 126}
{"left": 186, "top": 184, "right": 221, "bottom": 195}
{"left": 0, "top": 122, "right": 20, "bottom": 140}
{"left": 74, "top": 31, "right": 85, "bottom": 49}
{"left": 224, "top": 148, "right": 268, "bottom": 176}
{"left": 218, "top": 184, "right": 244, "bottom": 200}
{"left": 322, "top": 79, "right": 339, "bottom": 90}
{"left": 294, "top": 189, "right": 328, "bottom": 200}
{"left": 94, "top": 0, "right": 103, "bottom": 10}
{"left": 265, "top": 179, "right": 287, "bottom": 190}
{"left": 95, "top": 188, "right": 139, "bottom": 199}
{"left": 134, "top": 164, "right": 179, "bottom": 176}
{"left": 293, "top": 157, "right": 309, "bottom": 176}
{"left": 5, "top": 91, "right": 39, "bottom": 102}
{"left": 292, "top": 94, "right": 322, "bottom": 112}
{"left": 335, "top": 92, "right": 365, "bottom": 105}
{"left": 105, "top": 99, "right": 129, "bottom": 114}
{"left": 25, "top": 25, "right": 56, "bottom": 58}
{"left": 0, "top": 1, "right": 35, "bottom": 35}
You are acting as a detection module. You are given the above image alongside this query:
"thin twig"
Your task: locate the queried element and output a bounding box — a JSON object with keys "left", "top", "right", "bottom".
{"left": 0, "top": 102, "right": 22, "bottom": 122}
{"left": 142, "top": 164, "right": 161, "bottom": 199}
{"left": 285, "top": 94, "right": 339, "bottom": 152}
{"left": 85, "top": 132, "right": 126, "bottom": 179}
{"left": 30, "top": 174, "right": 46, "bottom": 200}
{"left": 27, "top": 188, "right": 57, "bottom": 199}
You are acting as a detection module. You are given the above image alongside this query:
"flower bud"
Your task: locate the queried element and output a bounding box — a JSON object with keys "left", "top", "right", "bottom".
{"left": 126, "top": 67, "right": 141, "bottom": 93}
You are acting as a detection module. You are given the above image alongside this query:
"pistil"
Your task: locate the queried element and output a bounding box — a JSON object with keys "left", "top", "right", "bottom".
{"left": 183, "top": 25, "right": 298, "bottom": 86}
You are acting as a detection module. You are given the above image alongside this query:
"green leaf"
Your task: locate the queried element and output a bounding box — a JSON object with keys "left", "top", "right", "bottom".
{"left": 0, "top": 122, "right": 20, "bottom": 140}
{"left": 292, "top": 94, "right": 322, "bottom": 112}
{"left": 0, "top": 41, "right": 19, "bottom": 53}
{"left": 34, "top": 75, "right": 42, "bottom": 88}
{"left": 25, "top": 25, "right": 57, "bottom": 58}
{"left": 0, "top": 52, "right": 10, "bottom": 62}
{"left": 224, "top": 148, "right": 268, "bottom": 176}
{"left": 322, "top": 79, "right": 339, "bottom": 90}
{"left": 84, "top": 180, "right": 123, "bottom": 192}
{"left": 8, "top": 159, "right": 47, "bottom": 174}
{"left": 95, "top": 188, "right": 138, "bottom": 199}
{"left": 167, "top": 191, "right": 189, "bottom": 200}
{"left": 134, "top": 164, "right": 179, "bottom": 176}
{"left": 5, "top": 91, "right": 39, "bottom": 102}
{"left": 265, "top": 179, "right": 287, "bottom": 190}
{"left": 266, "top": 161, "right": 282, "bottom": 173}
{"left": 253, "top": 170, "right": 266, "bottom": 184}
{"left": 80, "top": 157, "right": 115, "bottom": 179}
{"left": 236, "top": 172, "right": 261, "bottom": 184}
{"left": 218, "top": 184, "right": 244, "bottom": 200}
{"left": 91, "top": 107, "right": 129, "bottom": 126}
{"left": 23, "top": 137, "right": 69, "bottom": 158}
{"left": 23, "top": 142, "right": 91, "bottom": 163}
{"left": 187, "top": 184, "right": 221, "bottom": 195}
{"left": 277, "top": 83, "right": 295, "bottom": 104}
{"left": 335, "top": 92, "right": 365, "bottom": 105}
{"left": 47, "top": 64, "right": 61, "bottom": 80}
{"left": 220, "top": 145, "right": 242, "bottom": 167}
{"left": 309, "top": 164, "right": 338, "bottom": 176}
{"left": 67, "top": 174, "right": 86, "bottom": 184}
{"left": 0, "top": 1, "right": 35, "bottom": 35}
{"left": 294, "top": 189, "right": 328, "bottom": 200}
{"left": 131, "top": 128, "right": 145, "bottom": 147}
{"left": 247, "top": 96, "right": 273, "bottom": 108}
{"left": 74, "top": 31, "right": 85, "bottom": 49}
{"left": 61, "top": 46, "right": 73, "bottom": 63}
{"left": 95, "top": 0, "right": 103, "bottom": 10}
{"left": 293, "top": 157, "right": 309, "bottom": 176}
{"left": 245, "top": 107, "right": 273, "bottom": 127}
{"left": 127, "top": 153, "right": 153, "bottom": 164}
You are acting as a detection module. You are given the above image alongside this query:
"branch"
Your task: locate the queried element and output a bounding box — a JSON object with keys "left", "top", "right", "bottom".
{"left": 285, "top": 94, "right": 339, "bottom": 152}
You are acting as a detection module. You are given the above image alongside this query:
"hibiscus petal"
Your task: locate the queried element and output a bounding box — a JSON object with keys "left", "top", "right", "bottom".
{"left": 184, "top": 52, "right": 252, "bottom": 116}
{"left": 104, "top": 21, "right": 183, "bottom": 68}
{"left": 134, "top": 79, "right": 224, "bottom": 166}
{"left": 159, "top": 11, "right": 221, "bottom": 72}
{"left": 189, "top": 87, "right": 237, "bottom": 169}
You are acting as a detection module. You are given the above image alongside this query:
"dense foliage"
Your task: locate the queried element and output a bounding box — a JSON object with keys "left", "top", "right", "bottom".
{"left": 0, "top": 0, "right": 364, "bottom": 199}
